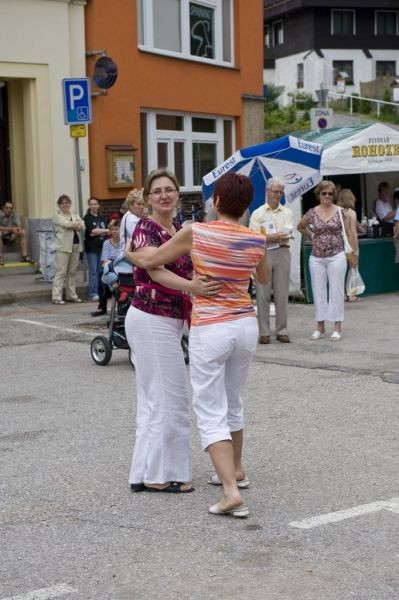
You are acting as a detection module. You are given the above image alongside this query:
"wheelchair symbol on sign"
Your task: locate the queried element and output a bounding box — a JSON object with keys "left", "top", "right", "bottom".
{"left": 77, "top": 107, "right": 89, "bottom": 120}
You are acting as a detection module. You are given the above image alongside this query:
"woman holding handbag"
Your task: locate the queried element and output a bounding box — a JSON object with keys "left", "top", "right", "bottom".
{"left": 297, "top": 181, "right": 357, "bottom": 341}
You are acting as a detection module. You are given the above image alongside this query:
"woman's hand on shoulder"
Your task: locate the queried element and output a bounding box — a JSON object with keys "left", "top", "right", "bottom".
{"left": 189, "top": 275, "right": 222, "bottom": 297}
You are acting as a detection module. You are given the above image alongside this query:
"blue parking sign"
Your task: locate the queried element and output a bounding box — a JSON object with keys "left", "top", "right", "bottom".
{"left": 62, "top": 78, "right": 92, "bottom": 125}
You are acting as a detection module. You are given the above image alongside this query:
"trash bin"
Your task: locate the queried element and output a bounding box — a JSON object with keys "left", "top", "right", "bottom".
{"left": 36, "top": 228, "right": 56, "bottom": 282}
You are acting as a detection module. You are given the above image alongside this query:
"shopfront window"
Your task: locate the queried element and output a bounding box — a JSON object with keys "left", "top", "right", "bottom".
{"left": 190, "top": 2, "right": 214, "bottom": 59}
{"left": 137, "top": 0, "right": 233, "bottom": 66}
{"left": 297, "top": 63, "right": 304, "bottom": 88}
{"left": 193, "top": 143, "right": 216, "bottom": 185}
{"left": 153, "top": 0, "right": 181, "bottom": 52}
{"left": 143, "top": 110, "right": 234, "bottom": 189}
{"left": 331, "top": 10, "right": 355, "bottom": 35}
{"left": 376, "top": 61, "right": 396, "bottom": 78}
{"left": 375, "top": 11, "right": 398, "bottom": 36}
{"left": 156, "top": 114, "right": 184, "bottom": 130}
{"left": 265, "top": 24, "right": 271, "bottom": 49}
{"left": 333, "top": 60, "right": 354, "bottom": 85}
{"left": 272, "top": 21, "right": 283, "bottom": 46}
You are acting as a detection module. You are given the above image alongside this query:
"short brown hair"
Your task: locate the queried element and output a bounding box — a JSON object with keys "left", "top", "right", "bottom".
{"left": 143, "top": 168, "right": 180, "bottom": 202}
{"left": 108, "top": 219, "right": 120, "bottom": 229}
{"left": 214, "top": 172, "right": 253, "bottom": 218}
{"left": 57, "top": 194, "right": 71, "bottom": 206}
{"left": 314, "top": 180, "right": 337, "bottom": 201}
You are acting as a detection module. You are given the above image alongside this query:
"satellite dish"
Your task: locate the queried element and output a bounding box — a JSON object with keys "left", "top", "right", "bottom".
{"left": 93, "top": 56, "right": 118, "bottom": 89}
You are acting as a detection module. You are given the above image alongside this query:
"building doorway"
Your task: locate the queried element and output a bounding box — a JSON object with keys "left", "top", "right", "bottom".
{"left": 0, "top": 82, "right": 11, "bottom": 205}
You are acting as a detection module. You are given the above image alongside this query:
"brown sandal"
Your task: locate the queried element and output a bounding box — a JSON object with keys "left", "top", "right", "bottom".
{"left": 0, "top": 256, "right": 4, "bottom": 266}
{"left": 21, "top": 255, "right": 34, "bottom": 263}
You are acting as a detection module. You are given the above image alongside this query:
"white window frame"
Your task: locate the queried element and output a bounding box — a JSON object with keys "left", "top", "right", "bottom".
{"left": 144, "top": 110, "right": 235, "bottom": 191}
{"left": 332, "top": 60, "right": 354, "bottom": 85}
{"left": 272, "top": 21, "right": 283, "bottom": 46}
{"left": 297, "top": 63, "right": 304, "bottom": 88}
{"left": 375, "top": 60, "right": 397, "bottom": 78}
{"left": 375, "top": 10, "right": 398, "bottom": 36}
{"left": 265, "top": 24, "right": 271, "bottom": 49}
{"left": 331, "top": 9, "right": 356, "bottom": 35}
{"left": 138, "top": 0, "right": 234, "bottom": 66}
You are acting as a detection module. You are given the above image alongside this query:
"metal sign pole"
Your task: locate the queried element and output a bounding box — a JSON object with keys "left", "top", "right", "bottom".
{"left": 62, "top": 78, "right": 92, "bottom": 286}
{"left": 74, "top": 136, "right": 87, "bottom": 282}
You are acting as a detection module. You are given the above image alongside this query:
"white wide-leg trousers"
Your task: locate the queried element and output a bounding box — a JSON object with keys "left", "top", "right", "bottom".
{"left": 189, "top": 316, "right": 258, "bottom": 450}
{"left": 125, "top": 307, "right": 192, "bottom": 485}
{"left": 309, "top": 252, "right": 347, "bottom": 322}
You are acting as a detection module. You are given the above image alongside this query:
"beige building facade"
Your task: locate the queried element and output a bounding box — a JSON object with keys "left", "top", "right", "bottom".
{"left": 0, "top": 0, "right": 89, "bottom": 226}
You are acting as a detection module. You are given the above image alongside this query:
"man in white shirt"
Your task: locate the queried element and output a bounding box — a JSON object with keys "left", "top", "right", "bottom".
{"left": 374, "top": 182, "right": 395, "bottom": 223}
{"left": 249, "top": 177, "right": 293, "bottom": 344}
{"left": 120, "top": 189, "right": 145, "bottom": 246}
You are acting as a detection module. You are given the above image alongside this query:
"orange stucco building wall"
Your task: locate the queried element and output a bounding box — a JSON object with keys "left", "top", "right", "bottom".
{"left": 85, "top": 0, "right": 264, "bottom": 201}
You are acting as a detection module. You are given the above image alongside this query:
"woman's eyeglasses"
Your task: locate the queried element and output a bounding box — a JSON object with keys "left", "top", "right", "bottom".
{"left": 320, "top": 191, "right": 333, "bottom": 196}
{"left": 149, "top": 188, "right": 177, "bottom": 199}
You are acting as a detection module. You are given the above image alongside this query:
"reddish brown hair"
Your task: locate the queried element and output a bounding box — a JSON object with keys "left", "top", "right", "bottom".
{"left": 214, "top": 172, "right": 253, "bottom": 218}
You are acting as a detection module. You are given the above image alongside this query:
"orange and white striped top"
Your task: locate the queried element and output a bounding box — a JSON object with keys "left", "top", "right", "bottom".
{"left": 191, "top": 221, "right": 266, "bottom": 326}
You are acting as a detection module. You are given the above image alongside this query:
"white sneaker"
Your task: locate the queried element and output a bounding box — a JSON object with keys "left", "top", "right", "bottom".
{"left": 91, "top": 295, "right": 99, "bottom": 302}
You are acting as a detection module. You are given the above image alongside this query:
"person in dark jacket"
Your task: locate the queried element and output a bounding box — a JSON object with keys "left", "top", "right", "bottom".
{"left": 84, "top": 197, "right": 109, "bottom": 301}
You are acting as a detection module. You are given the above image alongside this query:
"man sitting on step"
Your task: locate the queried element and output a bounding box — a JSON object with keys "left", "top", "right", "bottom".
{"left": 0, "top": 200, "right": 34, "bottom": 265}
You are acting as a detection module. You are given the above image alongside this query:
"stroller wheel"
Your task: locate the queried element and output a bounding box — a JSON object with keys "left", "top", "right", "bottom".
{"left": 128, "top": 348, "right": 135, "bottom": 370}
{"left": 181, "top": 334, "right": 189, "bottom": 365}
{"left": 91, "top": 336, "right": 112, "bottom": 366}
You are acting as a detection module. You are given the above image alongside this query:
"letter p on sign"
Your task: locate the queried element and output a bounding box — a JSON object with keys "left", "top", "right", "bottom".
{"left": 62, "top": 78, "right": 92, "bottom": 125}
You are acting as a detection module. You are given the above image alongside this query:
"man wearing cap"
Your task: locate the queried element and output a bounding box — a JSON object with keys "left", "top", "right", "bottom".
{"left": 249, "top": 177, "right": 293, "bottom": 344}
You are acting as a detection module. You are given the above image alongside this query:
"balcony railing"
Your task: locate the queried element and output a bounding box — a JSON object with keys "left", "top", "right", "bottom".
{"left": 326, "top": 91, "right": 398, "bottom": 117}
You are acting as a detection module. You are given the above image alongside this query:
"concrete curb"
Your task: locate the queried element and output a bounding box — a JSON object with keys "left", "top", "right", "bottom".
{"left": 0, "top": 284, "right": 87, "bottom": 306}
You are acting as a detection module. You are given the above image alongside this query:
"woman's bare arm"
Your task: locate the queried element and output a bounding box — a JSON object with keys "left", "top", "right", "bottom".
{"left": 255, "top": 249, "right": 270, "bottom": 284}
{"left": 297, "top": 214, "right": 314, "bottom": 240}
{"left": 148, "top": 267, "right": 221, "bottom": 296}
{"left": 125, "top": 226, "right": 192, "bottom": 269}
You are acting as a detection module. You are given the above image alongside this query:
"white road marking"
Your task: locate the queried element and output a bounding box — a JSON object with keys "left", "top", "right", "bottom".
{"left": 290, "top": 496, "right": 399, "bottom": 530}
{"left": 1, "top": 583, "right": 77, "bottom": 600}
{"left": 10, "top": 318, "right": 94, "bottom": 337}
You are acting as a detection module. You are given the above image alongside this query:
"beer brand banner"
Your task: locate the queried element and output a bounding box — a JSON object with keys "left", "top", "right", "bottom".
{"left": 301, "top": 123, "right": 399, "bottom": 176}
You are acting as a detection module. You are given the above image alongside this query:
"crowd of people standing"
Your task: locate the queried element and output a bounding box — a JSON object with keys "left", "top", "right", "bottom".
{"left": 7, "top": 172, "right": 397, "bottom": 518}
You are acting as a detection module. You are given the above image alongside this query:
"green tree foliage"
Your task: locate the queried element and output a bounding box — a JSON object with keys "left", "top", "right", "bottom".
{"left": 264, "top": 86, "right": 311, "bottom": 139}
{"left": 380, "top": 87, "right": 395, "bottom": 118}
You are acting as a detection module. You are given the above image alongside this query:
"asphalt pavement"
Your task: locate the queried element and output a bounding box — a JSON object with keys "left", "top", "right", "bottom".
{"left": 0, "top": 277, "right": 399, "bottom": 600}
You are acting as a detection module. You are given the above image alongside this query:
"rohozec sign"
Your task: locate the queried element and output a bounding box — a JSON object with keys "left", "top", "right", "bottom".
{"left": 310, "top": 108, "right": 334, "bottom": 130}
{"left": 62, "top": 78, "right": 92, "bottom": 125}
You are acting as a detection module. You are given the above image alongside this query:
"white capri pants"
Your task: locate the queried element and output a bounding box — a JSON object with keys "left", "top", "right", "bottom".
{"left": 125, "top": 306, "right": 192, "bottom": 485}
{"left": 189, "top": 316, "right": 259, "bottom": 450}
{"left": 309, "top": 252, "right": 347, "bottom": 323}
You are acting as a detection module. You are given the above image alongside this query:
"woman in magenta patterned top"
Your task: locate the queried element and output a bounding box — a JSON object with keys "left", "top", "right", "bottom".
{"left": 125, "top": 168, "right": 220, "bottom": 495}
{"left": 132, "top": 217, "right": 192, "bottom": 319}
{"left": 297, "top": 180, "right": 357, "bottom": 341}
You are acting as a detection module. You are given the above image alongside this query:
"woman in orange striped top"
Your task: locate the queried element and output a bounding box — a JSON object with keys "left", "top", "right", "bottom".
{"left": 126, "top": 172, "right": 269, "bottom": 518}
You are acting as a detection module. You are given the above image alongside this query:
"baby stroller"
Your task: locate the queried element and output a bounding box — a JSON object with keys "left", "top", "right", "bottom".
{"left": 90, "top": 255, "right": 189, "bottom": 367}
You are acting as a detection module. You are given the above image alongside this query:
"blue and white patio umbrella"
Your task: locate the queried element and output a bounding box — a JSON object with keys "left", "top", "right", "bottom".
{"left": 202, "top": 135, "right": 323, "bottom": 212}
